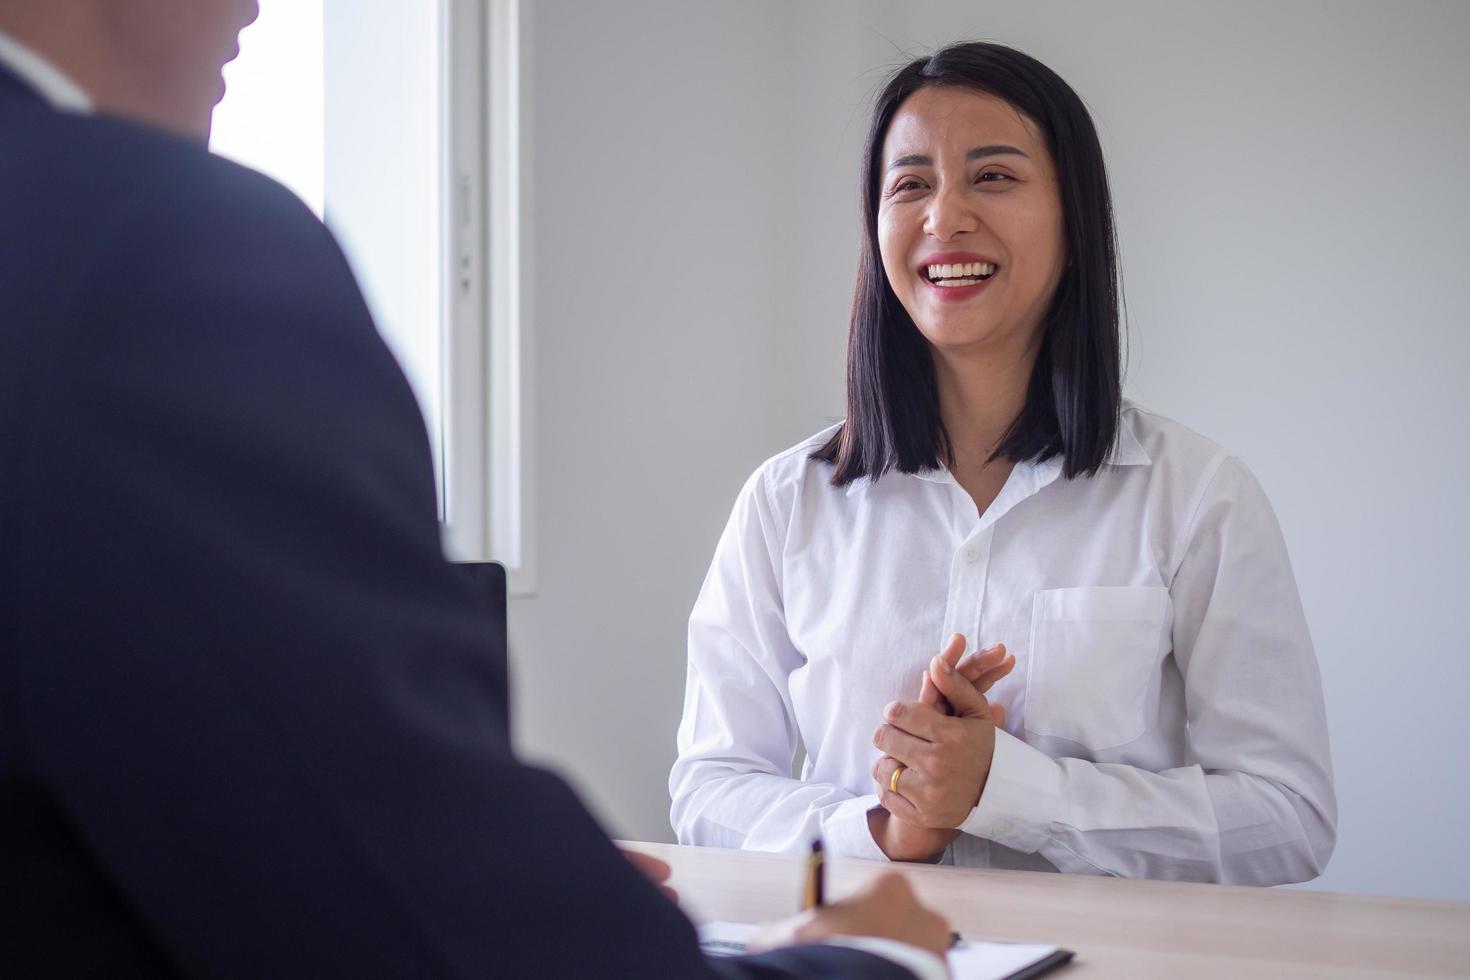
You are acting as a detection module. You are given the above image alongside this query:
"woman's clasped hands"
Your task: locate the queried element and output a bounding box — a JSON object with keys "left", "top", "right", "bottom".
{"left": 868, "top": 634, "right": 1015, "bottom": 862}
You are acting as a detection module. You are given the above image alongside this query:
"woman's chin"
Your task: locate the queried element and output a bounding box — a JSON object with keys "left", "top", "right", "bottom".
{"left": 916, "top": 321, "right": 1007, "bottom": 355}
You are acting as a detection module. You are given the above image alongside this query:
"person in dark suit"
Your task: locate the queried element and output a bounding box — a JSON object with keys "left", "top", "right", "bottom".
{"left": 0, "top": 2, "right": 952, "bottom": 977}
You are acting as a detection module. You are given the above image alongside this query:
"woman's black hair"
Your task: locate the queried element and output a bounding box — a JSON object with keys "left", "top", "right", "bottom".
{"left": 812, "top": 41, "right": 1122, "bottom": 484}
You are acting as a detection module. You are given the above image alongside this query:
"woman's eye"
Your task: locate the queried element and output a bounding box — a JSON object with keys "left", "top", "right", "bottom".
{"left": 977, "top": 171, "right": 1013, "bottom": 184}
{"left": 892, "top": 178, "right": 926, "bottom": 194}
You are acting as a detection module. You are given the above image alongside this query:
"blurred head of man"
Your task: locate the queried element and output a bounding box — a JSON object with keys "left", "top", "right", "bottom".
{"left": 0, "top": 0, "right": 258, "bottom": 139}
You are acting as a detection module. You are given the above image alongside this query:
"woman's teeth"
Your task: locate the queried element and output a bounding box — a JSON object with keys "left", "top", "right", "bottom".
{"left": 925, "top": 261, "right": 997, "bottom": 286}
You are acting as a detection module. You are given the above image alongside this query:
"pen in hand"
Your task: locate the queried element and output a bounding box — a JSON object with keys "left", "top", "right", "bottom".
{"left": 802, "top": 835, "right": 963, "bottom": 949}
{"left": 801, "top": 837, "right": 825, "bottom": 910}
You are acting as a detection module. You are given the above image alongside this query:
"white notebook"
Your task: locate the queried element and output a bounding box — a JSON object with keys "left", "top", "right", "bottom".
{"left": 698, "top": 921, "right": 1073, "bottom": 980}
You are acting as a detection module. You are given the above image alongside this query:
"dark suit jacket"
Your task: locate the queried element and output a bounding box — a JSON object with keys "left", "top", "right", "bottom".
{"left": 0, "top": 65, "right": 913, "bottom": 980}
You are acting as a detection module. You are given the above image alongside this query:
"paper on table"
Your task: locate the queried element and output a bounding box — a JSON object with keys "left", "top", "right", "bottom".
{"left": 697, "top": 921, "right": 1066, "bottom": 980}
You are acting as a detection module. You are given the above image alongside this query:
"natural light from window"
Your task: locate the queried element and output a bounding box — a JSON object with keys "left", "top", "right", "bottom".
{"left": 210, "top": 0, "right": 324, "bottom": 217}
{"left": 207, "top": 0, "right": 530, "bottom": 585}
{"left": 209, "top": 0, "right": 445, "bottom": 505}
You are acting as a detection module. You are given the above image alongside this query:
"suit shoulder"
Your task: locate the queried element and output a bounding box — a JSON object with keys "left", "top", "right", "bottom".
{"left": 8, "top": 108, "right": 333, "bottom": 276}
{"left": 9, "top": 106, "right": 306, "bottom": 207}
{"left": 6, "top": 114, "right": 392, "bottom": 417}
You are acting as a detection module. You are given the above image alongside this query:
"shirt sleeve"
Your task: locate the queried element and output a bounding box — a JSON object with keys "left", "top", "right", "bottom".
{"left": 670, "top": 464, "right": 889, "bottom": 861}
{"left": 824, "top": 938, "right": 948, "bottom": 980}
{"left": 960, "top": 455, "right": 1338, "bottom": 884}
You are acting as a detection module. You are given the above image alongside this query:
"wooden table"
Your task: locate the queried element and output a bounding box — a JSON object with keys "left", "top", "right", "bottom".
{"left": 620, "top": 841, "right": 1470, "bottom": 978}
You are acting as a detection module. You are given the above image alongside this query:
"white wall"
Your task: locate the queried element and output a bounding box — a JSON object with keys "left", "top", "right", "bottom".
{"left": 507, "top": 0, "right": 805, "bottom": 849}
{"left": 508, "top": 0, "right": 1470, "bottom": 902}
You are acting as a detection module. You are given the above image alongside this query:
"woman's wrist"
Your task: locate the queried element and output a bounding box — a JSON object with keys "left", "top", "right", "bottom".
{"left": 868, "top": 807, "right": 955, "bottom": 863}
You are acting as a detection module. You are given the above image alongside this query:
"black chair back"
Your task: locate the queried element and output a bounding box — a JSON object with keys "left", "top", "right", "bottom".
{"left": 452, "top": 561, "right": 509, "bottom": 736}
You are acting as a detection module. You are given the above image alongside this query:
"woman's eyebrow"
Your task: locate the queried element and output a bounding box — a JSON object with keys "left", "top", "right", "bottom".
{"left": 968, "top": 144, "right": 1028, "bottom": 161}
{"left": 886, "top": 145, "right": 1029, "bottom": 171}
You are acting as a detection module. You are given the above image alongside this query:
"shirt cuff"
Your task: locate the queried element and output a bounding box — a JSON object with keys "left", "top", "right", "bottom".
{"left": 958, "top": 729, "right": 1064, "bottom": 853}
{"left": 821, "top": 793, "right": 889, "bottom": 861}
{"left": 824, "top": 937, "right": 949, "bottom": 980}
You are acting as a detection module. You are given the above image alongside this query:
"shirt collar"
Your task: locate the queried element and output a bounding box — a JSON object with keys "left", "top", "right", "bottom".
{"left": 1108, "top": 409, "right": 1152, "bottom": 466}
{"left": 0, "top": 29, "right": 93, "bottom": 114}
{"left": 845, "top": 409, "right": 1151, "bottom": 497}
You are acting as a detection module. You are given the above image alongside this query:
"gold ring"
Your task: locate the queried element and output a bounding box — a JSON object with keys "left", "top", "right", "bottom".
{"left": 890, "top": 765, "right": 906, "bottom": 794}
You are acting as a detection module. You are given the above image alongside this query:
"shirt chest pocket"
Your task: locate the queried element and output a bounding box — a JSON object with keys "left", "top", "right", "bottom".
{"left": 1024, "top": 586, "right": 1172, "bottom": 751}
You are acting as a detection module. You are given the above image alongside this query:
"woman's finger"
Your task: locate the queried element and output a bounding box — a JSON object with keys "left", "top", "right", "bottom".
{"left": 882, "top": 698, "right": 948, "bottom": 741}
{"left": 956, "top": 643, "right": 1005, "bottom": 681}
{"left": 956, "top": 643, "right": 1003, "bottom": 670}
{"left": 920, "top": 635, "right": 966, "bottom": 705}
{"left": 928, "top": 654, "right": 991, "bottom": 719}
{"left": 940, "top": 633, "right": 966, "bottom": 664}
{"left": 991, "top": 701, "right": 1006, "bottom": 730}
{"left": 872, "top": 753, "right": 902, "bottom": 791}
{"left": 873, "top": 721, "right": 934, "bottom": 767}
{"left": 918, "top": 673, "right": 958, "bottom": 715}
{"left": 877, "top": 772, "right": 926, "bottom": 824}
{"left": 970, "top": 654, "right": 1016, "bottom": 694}
{"left": 879, "top": 788, "right": 924, "bottom": 825}
{"left": 874, "top": 754, "right": 940, "bottom": 815}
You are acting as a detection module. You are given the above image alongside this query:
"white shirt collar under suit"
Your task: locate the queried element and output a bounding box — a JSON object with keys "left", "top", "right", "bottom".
{"left": 0, "top": 29, "right": 93, "bottom": 113}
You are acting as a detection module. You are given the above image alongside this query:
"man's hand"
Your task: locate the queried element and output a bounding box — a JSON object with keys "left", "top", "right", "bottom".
{"left": 747, "top": 871, "right": 951, "bottom": 960}
{"left": 872, "top": 652, "right": 1002, "bottom": 831}
{"left": 620, "top": 848, "right": 678, "bottom": 905}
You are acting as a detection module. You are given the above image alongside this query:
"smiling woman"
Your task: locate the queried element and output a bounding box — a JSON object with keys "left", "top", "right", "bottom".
{"left": 818, "top": 47, "right": 1119, "bottom": 485}
{"left": 669, "top": 41, "right": 1337, "bottom": 886}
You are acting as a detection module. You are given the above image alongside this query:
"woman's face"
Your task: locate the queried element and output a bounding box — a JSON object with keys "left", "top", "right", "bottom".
{"left": 877, "top": 86, "right": 1067, "bottom": 359}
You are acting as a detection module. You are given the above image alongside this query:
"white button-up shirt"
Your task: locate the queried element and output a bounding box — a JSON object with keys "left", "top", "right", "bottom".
{"left": 671, "top": 403, "right": 1336, "bottom": 884}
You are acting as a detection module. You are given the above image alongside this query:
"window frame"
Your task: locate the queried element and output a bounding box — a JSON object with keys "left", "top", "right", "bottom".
{"left": 440, "top": 0, "right": 535, "bottom": 595}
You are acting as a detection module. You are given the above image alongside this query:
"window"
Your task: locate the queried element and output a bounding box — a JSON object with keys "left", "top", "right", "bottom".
{"left": 210, "top": 0, "right": 324, "bottom": 217}
{"left": 212, "top": 0, "right": 533, "bottom": 592}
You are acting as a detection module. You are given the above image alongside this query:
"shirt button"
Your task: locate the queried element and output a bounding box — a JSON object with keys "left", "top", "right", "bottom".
{"left": 964, "top": 548, "right": 980, "bottom": 563}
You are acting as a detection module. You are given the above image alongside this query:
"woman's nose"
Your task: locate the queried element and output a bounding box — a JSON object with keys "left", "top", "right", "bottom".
{"left": 923, "top": 185, "right": 980, "bottom": 241}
